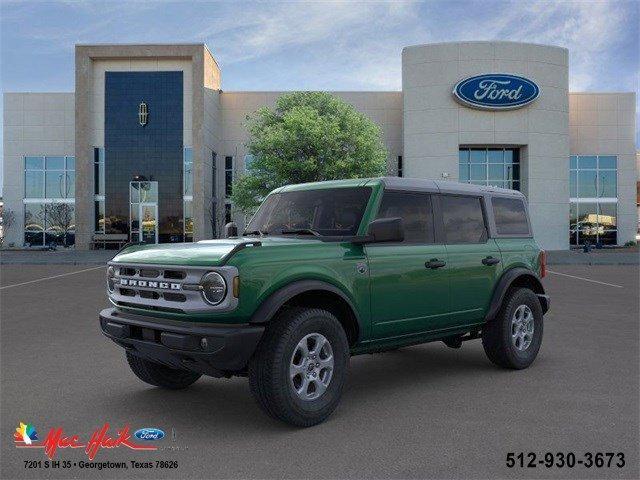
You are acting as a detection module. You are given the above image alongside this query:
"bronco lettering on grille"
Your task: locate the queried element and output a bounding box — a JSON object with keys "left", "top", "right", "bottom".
{"left": 119, "top": 278, "right": 181, "bottom": 290}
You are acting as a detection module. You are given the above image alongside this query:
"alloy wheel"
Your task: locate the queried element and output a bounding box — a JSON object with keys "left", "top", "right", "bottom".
{"left": 289, "top": 333, "right": 334, "bottom": 400}
{"left": 511, "top": 304, "right": 534, "bottom": 351}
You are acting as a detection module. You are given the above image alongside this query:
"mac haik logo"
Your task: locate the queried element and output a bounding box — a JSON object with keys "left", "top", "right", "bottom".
{"left": 13, "top": 422, "right": 159, "bottom": 460}
{"left": 453, "top": 73, "right": 540, "bottom": 110}
{"left": 138, "top": 101, "right": 149, "bottom": 126}
{"left": 14, "top": 422, "right": 38, "bottom": 444}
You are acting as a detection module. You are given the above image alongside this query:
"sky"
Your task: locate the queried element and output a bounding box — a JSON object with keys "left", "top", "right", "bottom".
{"left": 1, "top": 0, "right": 638, "bottom": 193}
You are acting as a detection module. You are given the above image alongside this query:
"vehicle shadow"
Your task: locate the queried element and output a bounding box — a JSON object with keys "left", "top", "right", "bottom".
{"left": 104, "top": 342, "right": 501, "bottom": 432}
{"left": 345, "top": 343, "right": 498, "bottom": 396}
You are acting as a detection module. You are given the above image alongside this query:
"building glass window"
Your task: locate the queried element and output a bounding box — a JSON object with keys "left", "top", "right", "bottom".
{"left": 25, "top": 155, "right": 75, "bottom": 199}
{"left": 211, "top": 151, "right": 217, "bottom": 199}
{"left": 104, "top": 71, "right": 184, "bottom": 243}
{"left": 94, "top": 148, "right": 105, "bottom": 196}
{"left": 570, "top": 155, "right": 618, "bottom": 246}
{"left": 24, "top": 155, "right": 75, "bottom": 247}
{"left": 25, "top": 170, "right": 44, "bottom": 198}
{"left": 129, "top": 181, "right": 159, "bottom": 244}
{"left": 180, "top": 147, "right": 195, "bottom": 242}
{"left": 183, "top": 147, "right": 193, "bottom": 197}
{"left": 95, "top": 200, "right": 105, "bottom": 234}
{"left": 184, "top": 199, "right": 193, "bottom": 243}
{"left": 225, "top": 156, "right": 234, "bottom": 197}
{"left": 459, "top": 148, "right": 520, "bottom": 190}
{"left": 94, "top": 148, "right": 105, "bottom": 234}
{"left": 225, "top": 203, "right": 232, "bottom": 224}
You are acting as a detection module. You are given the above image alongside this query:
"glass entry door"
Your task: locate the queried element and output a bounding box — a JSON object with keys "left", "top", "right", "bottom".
{"left": 129, "top": 181, "right": 159, "bottom": 244}
{"left": 138, "top": 203, "right": 158, "bottom": 243}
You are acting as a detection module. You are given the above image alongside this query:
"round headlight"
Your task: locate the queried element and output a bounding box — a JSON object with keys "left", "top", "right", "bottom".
{"left": 200, "top": 272, "right": 227, "bottom": 306}
{"left": 107, "top": 266, "right": 116, "bottom": 293}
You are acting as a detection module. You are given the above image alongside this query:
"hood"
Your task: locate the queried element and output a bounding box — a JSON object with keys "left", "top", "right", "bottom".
{"left": 111, "top": 236, "right": 320, "bottom": 266}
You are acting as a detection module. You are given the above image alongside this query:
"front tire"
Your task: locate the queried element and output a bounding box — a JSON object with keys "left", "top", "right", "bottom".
{"left": 126, "top": 352, "right": 202, "bottom": 389}
{"left": 482, "top": 288, "right": 543, "bottom": 369}
{"left": 248, "top": 307, "right": 349, "bottom": 427}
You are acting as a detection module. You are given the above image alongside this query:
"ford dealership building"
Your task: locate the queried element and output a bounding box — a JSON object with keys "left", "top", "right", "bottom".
{"left": 2, "top": 41, "right": 637, "bottom": 250}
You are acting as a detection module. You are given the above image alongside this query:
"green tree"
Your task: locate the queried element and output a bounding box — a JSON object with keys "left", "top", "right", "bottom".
{"left": 231, "top": 91, "right": 388, "bottom": 214}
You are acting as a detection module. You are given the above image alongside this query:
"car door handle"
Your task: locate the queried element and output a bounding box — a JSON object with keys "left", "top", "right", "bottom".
{"left": 425, "top": 259, "right": 446, "bottom": 269}
{"left": 482, "top": 256, "right": 501, "bottom": 266}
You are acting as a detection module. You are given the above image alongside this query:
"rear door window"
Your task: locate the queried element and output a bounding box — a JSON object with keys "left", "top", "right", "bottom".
{"left": 376, "top": 192, "right": 434, "bottom": 243}
{"left": 492, "top": 197, "right": 530, "bottom": 235}
{"left": 440, "top": 195, "right": 487, "bottom": 244}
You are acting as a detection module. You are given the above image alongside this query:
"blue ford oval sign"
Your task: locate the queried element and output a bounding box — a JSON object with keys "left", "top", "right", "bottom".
{"left": 453, "top": 73, "right": 540, "bottom": 110}
{"left": 134, "top": 428, "right": 165, "bottom": 441}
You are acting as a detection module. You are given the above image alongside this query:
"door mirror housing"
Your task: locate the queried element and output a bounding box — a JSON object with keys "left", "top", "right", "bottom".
{"left": 353, "top": 217, "right": 404, "bottom": 244}
{"left": 224, "top": 222, "right": 238, "bottom": 238}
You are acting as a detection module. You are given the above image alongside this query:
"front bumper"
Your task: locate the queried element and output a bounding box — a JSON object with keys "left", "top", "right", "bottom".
{"left": 99, "top": 308, "right": 264, "bottom": 377}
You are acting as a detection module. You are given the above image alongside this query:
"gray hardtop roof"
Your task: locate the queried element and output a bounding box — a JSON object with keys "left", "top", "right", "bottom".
{"left": 379, "top": 177, "right": 525, "bottom": 198}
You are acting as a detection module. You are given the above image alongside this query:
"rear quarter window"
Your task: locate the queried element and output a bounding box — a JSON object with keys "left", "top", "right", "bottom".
{"left": 492, "top": 197, "right": 530, "bottom": 235}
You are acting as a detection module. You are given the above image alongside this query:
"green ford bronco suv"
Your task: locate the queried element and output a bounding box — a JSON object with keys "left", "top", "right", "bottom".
{"left": 100, "top": 177, "right": 549, "bottom": 426}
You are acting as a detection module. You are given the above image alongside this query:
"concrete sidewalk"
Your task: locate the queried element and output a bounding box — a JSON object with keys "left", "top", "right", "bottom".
{"left": 0, "top": 249, "right": 115, "bottom": 265}
{"left": 547, "top": 247, "right": 639, "bottom": 265}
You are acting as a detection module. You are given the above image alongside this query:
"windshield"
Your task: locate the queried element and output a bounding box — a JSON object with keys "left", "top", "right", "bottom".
{"left": 245, "top": 187, "right": 372, "bottom": 237}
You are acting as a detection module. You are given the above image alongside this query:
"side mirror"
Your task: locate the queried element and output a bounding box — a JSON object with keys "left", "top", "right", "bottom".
{"left": 224, "top": 222, "right": 238, "bottom": 238}
{"left": 366, "top": 217, "right": 404, "bottom": 243}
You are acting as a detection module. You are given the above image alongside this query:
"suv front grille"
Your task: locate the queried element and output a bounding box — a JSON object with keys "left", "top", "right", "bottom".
{"left": 139, "top": 268, "right": 160, "bottom": 278}
{"left": 114, "top": 300, "right": 185, "bottom": 314}
{"left": 164, "top": 270, "right": 186, "bottom": 280}
{"left": 108, "top": 263, "right": 238, "bottom": 314}
{"left": 163, "top": 292, "right": 186, "bottom": 302}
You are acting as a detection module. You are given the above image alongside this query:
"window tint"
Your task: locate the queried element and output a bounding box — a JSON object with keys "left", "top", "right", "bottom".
{"left": 492, "top": 197, "right": 530, "bottom": 235}
{"left": 247, "top": 187, "right": 372, "bottom": 237}
{"left": 441, "top": 195, "right": 487, "bottom": 244}
{"left": 376, "top": 192, "right": 434, "bottom": 243}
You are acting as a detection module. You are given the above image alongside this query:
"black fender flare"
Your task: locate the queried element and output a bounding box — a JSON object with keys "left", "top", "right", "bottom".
{"left": 249, "top": 280, "right": 363, "bottom": 340}
{"left": 485, "top": 268, "right": 549, "bottom": 322}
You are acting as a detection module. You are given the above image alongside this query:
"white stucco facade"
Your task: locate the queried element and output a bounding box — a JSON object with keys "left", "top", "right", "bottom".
{"left": 2, "top": 41, "right": 637, "bottom": 250}
{"left": 402, "top": 42, "right": 571, "bottom": 249}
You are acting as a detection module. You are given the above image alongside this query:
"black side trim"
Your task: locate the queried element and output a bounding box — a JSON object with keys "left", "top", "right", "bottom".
{"left": 485, "top": 268, "right": 548, "bottom": 322}
{"left": 249, "top": 280, "right": 362, "bottom": 340}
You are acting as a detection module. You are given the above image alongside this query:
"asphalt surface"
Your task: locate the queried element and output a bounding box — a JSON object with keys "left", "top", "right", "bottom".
{"left": 1, "top": 264, "right": 638, "bottom": 479}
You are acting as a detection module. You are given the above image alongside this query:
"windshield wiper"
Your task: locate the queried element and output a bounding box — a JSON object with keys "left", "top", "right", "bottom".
{"left": 280, "top": 228, "right": 322, "bottom": 237}
{"left": 243, "top": 229, "right": 268, "bottom": 236}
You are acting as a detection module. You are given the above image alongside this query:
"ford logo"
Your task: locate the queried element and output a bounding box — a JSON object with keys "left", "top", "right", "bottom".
{"left": 133, "top": 428, "right": 165, "bottom": 441}
{"left": 453, "top": 73, "right": 540, "bottom": 110}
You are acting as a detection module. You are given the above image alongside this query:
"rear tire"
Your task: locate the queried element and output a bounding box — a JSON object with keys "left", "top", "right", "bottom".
{"left": 248, "top": 307, "right": 349, "bottom": 427}
{"left": 482, "top": 288, "right": 543, "bottom": 369}
{"left": 126, "top": 352, "right": 201, "bottom": 389}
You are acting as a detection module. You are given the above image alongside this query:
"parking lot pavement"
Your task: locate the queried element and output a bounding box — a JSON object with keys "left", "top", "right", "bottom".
{"left": 1, "top": 264, "right": 638, "bottom": 479}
